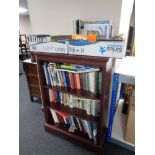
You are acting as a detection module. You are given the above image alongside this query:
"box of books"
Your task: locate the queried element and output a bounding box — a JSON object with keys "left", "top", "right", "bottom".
{"left": 68, "top": 40, "right": 125, "bottom": 58}
{"left": 29, "top": 42, "right": 68, "bottom": 54}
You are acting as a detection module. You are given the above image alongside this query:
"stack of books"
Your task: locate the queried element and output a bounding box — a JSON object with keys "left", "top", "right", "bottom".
{"left": 50, "top": 108, "right": 97, "bottom": 144}
{"left": 43, "top": 62, "right": 102, "bottom": 95}
{"left": 49, "top": 90, "right": 99, "bottom": 116}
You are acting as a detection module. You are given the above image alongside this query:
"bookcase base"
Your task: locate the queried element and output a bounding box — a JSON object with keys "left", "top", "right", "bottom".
{"left": 44, "top": 123, "right": 104, "bottom": 153}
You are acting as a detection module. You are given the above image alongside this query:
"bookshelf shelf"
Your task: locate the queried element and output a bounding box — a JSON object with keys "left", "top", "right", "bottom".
{"left": 35, "top": 52, "right": 113, "bottom": 153}
{"left": 44, "top": 123, "right": 102, "bottom": 151}
{"left": 44, "top": 85, "right": 101, "bottom": 100}
{"left": 48, "top": 103, "right": 99, "bottom": 122}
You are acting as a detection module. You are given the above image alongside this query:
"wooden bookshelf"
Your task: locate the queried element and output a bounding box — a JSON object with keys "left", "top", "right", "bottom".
{"left": 35, "top": 52, "right": 113, "bottom": 153}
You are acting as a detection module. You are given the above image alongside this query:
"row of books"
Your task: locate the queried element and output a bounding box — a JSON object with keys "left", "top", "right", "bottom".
{"left": 27, "top": 34, "right": 51, "bottom": 43}
{"left": 43, "top": 62, "right": 102, "bottom": 95}
{"left": 49, "top": 90, "right": 100, "bottom": 116}
{"left": 50, "top": 108, "right": 97, "bottom": 143}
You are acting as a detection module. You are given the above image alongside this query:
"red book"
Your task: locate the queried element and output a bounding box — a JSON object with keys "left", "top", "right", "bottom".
{"left": 55, "top": 109, "right": 70, "bottom": 118}
{"left": 69, "top": 73, "right": 73, "bottom": 89}
{"left": 72, "top": 73, "right": 77, "bottom": 89}
{"left": 52, "top": 90, "right": 57, "bottom": 103}
{"left": 76, "top": 73, "right": 81, "bottom": 89}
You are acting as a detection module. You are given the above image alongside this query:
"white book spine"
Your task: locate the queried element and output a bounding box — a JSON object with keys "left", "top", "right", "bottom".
{"left": 50, "top": 109, "right": 59, "bottom": 123}
{"left": 47, "top": 66, "right": 53, "bottom": 86}
{"left": 63, "top": 116, "right": 67, "bottom": 124}
{"left": 76, "top": 118, "right": 82, "bottom": 131}
{"left": 86, "top": 101, "right": 91, "bottom": 115}
{"left": 43, "top": 65, "right": 49, "bottom": 85}
{"left": 88, "top": 72, "right": 95, "bottom": 93}
{"left": 84, "top": 120, "right": 92, "bottom": 139}
{"left": 81, "top": 120, "right": 88, "bottom": 133}
{"left": 49, "top": 89, "right": 52, "bottom": 102}
{"left": 56, "top": 70, "right": 61, "bottom": 86}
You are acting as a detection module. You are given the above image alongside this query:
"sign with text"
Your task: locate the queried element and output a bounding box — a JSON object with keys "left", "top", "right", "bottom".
{"left": 68, "top": 41, "right": 125, "bottom": 58}
{"left": 29, "top": 42, "right": 67, "bottom": 54}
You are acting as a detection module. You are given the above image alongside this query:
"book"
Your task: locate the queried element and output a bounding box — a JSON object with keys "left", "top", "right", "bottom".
{"left": 50, "top": 108, "right": 59, "bottom": 123}
{"left": 43, "top": 63, "right": 50, "bottom": 85}
{"left": 84, "top": 21, "right": 112, "bottom": 39}
{"left": 76, "top": 74, "right": 81, "bottom": 89}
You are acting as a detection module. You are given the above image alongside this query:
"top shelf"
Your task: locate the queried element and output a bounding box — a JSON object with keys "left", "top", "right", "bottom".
{"left": 44, "top": 85, "right": 101, "bottom": 101}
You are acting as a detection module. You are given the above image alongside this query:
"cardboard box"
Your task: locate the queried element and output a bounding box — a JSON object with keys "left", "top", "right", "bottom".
{"left": 29, "top": 40, "right": 125, "bottom": 58}
{"left": 124, "top": 103, "right": 135, "bottom": 144}
{"left": 29, "top": 42, "right": 68, "bottom": 54}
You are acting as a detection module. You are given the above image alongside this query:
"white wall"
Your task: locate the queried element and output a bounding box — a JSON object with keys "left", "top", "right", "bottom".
{"left": 27, "top": 0, "right": 122, "bottom": 35}
{"left": 19, "top": 15, "right": 31, "bottom": 34}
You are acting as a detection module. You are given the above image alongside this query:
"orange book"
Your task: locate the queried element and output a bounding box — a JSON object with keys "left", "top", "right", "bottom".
{"left": 76, "top": 74, "right": 81, "bottom": 89}
{"left": 72, "top": 34, "right": 96, "bottom": 42}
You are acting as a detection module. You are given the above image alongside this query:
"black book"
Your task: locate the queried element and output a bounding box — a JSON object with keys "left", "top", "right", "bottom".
{"left": 79, "top": 73, "right": 83, "bottom": 90}
{"left": 65, "top": 72, "right": 70, "bottom": 88}
{"left": 73, "top": 117, "right": 79, "bottom": 129}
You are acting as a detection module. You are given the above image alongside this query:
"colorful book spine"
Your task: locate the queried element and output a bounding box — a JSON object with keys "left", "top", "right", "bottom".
{"left": 76, "top": 74, "right": 81, "bottom": 89}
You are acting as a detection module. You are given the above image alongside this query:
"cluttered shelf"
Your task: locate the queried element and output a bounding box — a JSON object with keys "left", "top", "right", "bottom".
{"left": 47, "top": 103, "right": 99, "bottom": 122}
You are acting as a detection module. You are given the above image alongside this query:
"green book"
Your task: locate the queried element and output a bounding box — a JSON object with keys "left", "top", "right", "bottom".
{"left": 85, "top": 73, "right": 89, "bottom": 91}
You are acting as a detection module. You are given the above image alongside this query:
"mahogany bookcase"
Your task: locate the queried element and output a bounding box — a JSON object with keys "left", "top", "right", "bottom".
{"left": 35, "top": 52, "right": 113, "bottom": 154}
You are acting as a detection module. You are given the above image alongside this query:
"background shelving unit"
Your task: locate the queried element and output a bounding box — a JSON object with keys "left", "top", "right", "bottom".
{"left": 107, "top": 56, "right": 135, "bottom": 151}
{"left": 35, "top": 52, "right": 113, "bottom": 153}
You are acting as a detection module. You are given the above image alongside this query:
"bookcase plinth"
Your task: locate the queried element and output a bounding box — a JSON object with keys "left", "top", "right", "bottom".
{"left": 44, "top": 123, "right": 104, "bottom": 153}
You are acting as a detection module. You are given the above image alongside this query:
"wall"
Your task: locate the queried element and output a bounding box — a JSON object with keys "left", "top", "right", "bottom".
{"left": 19, "top": 15, "right": 31, "bottom": 34}
{"left": 27, "top": 0, "right": 122, "bottom": 35}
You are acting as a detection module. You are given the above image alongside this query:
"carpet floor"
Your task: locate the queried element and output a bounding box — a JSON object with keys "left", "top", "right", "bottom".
{"left": 19, "top": 73, "right": 135, "bottom": 155}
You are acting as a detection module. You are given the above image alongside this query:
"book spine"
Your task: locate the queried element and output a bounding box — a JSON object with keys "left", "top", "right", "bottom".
{"left": 87, "top": 121, "right": 93, "bottom": 139}
{"left": 85, "top": 73, "right": 89, "bottom": 91}
{"left": 106, "top": 73, "right": 119, "bottom": 142}
{"left": 56, "top": 70, "right": 61, "bottom": 86}
{"left": 62, "top": 71, "right": 67, "bottom": 87}
{"left": 43, "top": 65, "right": 50, "bottom": 85}
{"left": 89, "top": 72, "right": 95, "bottom": 93}
{"left": 76, "top": 118, "right": 82, "bottom": 131}
{"left": 76, "top": 73, "right": 81, "bottom": 89}
{"left": 68, "top": 73, "right": 73, "bottom": 89}
{"left": 79, "top": 73, "right": 83, "bottom": 90}
{"left": 50, "top": 109, "right": 59, "bottom": 123}
{"left": 47, "top": 66, "right": 53, "bottom": 86}
{"left": 73, "top": 73, "right": 77, "bottom": 89}
{"left": 82, "top": 73, "right": 86, "bottom": 90}
{"left": 83, "top": 120, "right": 92, "bottom": 139}
{"left": 49, "top": 89, "right": 52, "bottom": 102}
{"left": 65, "top": 72, "right": 70, "bottom": 88}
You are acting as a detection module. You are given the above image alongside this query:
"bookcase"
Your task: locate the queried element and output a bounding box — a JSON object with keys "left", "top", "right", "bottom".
{"left": 35, "top": 52, "right": 113, "bottom": 153}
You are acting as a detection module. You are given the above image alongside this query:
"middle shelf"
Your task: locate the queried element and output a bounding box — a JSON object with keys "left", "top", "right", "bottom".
{"left": 47, "top": 103, "right": 99, "bottom": 122}
{"left": 44, "top": 85, "right": 101, "bottom": 100}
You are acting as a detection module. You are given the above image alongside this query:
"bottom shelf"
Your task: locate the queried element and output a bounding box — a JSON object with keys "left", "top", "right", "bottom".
{"left": 44, "top": 123, "right": 103, "bottom": 152}
{"left": 111, "top": 99, "right": 135, "bottom": 151}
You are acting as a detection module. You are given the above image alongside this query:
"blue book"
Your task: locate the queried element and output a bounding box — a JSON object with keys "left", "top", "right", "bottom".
{"left": 65, "top": 72, "right": 70, "bottom": 88}
{"left": 70, "top": 116, "right": 75, "bottom": 126}
{"left": 87, "top": 121, "right": 94, "bottom": 139}
{"left": 62, "top": 71, "right": 67, "bottom": 87}
{"left": 56, "top": 92, "right": 61, "bottom": 105}
{"left": 106, "top": 73, "right": 119, "bottom": 142}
